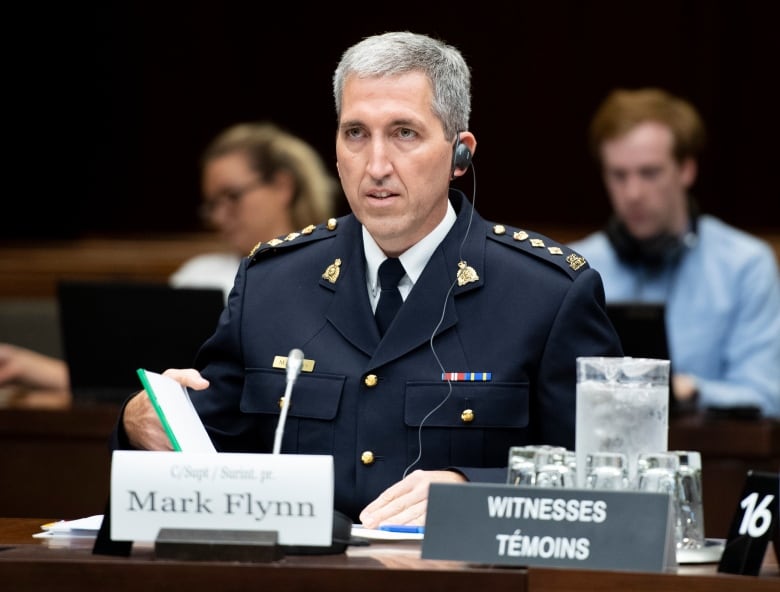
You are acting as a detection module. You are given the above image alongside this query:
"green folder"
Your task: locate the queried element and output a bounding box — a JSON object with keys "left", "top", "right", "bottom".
{"left": 136, "top": 367, "right": 183, "bottom": 451}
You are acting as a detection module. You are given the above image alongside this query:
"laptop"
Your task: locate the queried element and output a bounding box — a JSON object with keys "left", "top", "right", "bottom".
{"left": 57, "top": 280, "right": 225, "bottom": 405}
{"left": 605, "top": 302, "right": 670, "bottom": 361}
{"left": 605, "top": 302, "right": 680, "bottom": 412}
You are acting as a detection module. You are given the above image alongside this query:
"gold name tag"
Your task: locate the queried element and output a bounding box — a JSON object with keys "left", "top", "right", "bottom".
{"left": 272, "top": 355, "right": 315, "bottom": 373}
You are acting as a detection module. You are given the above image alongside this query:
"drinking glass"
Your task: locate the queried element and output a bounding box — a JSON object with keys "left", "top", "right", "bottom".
{"left": 507, "top": 446, "right": 537, "bottom": 486}
{"left": 636, "top": 452, "right": 679, "bottom": 494}
{"left": 584, "top": 451, "right": 629, "bottom": 490}
{"left": 534, "top": 447, "right": 574, "bottom": 488}
{"left": 673, "top": 450, "right": 706, "bottom": 549}
{"left": 635, "top": 452, "right": 680, "bottom": 547}
{"left": 575, "top": 356, "right": 670, "bottom": 487}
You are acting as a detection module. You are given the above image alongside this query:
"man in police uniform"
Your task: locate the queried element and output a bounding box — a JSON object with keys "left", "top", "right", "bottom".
{"left": 116, "top": 32, "right": 622, "bottom": 527}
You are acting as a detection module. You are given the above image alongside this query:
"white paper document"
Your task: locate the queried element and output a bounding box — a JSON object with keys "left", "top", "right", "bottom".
{"left": 351, "top": 525, "right": 424, "bottom": 541}
{"left": 33, "top": 514, "right": 104, "bottom": 538}
{"left": 137, "top": 368, "right": 216, "bottom": 453}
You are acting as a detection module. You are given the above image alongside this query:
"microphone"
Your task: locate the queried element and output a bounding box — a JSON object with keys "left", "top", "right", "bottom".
{"left": 285, "top": 348, "right": 305, "bottom": 384}
{"left": 272, "top": 348, "right": 304, "bottom": 455}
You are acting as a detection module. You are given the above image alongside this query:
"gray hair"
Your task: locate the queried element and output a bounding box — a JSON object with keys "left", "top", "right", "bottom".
{"left": 332, "top": 31, "right": 471, "bottom": 139}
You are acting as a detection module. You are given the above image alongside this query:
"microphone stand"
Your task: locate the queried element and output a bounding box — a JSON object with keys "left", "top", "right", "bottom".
{"left": 273, "top": 349, "right": 304, "bottom": 455}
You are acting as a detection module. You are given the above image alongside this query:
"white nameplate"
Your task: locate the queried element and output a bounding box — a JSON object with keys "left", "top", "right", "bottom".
{"left": 111, "top": 450, "right": 334, "bottom": 546}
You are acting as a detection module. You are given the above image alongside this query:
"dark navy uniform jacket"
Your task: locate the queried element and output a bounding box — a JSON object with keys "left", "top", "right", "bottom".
{"left": 117, "top": 190, "right": 622, "bottom": 522}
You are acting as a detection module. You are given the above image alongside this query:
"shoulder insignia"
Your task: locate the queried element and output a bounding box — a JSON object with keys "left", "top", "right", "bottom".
{"left": 247, "top": 219, "right": 339, "bottom": 264}
{"left": 248, "top": 240, "right": 263, "bottom": 258}
{"left": 566, "top": 252, "right": 587, "bottom": 270}
{"left": 513, "top": 230, "right": 528, "bottom": 241}
{"left": 487, "top": 222, "right": 589, "bottom": 278}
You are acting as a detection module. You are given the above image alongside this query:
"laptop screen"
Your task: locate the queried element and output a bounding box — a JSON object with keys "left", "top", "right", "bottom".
{"left": 605, "top": 302, "right": 670, "bottom": 361}
{"left": 57, "top": 280, "right": 225, "bottom": 404}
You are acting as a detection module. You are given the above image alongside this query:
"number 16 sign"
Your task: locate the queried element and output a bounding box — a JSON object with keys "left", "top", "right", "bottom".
{"left": 718, "top": 470, "right": 779, "bottom": 576}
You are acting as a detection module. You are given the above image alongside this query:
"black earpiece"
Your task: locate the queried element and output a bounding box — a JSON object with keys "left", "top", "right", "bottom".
{"left": 451, "top": 133, "right": 472, "bottom": 175}
{"left": 606, "top": 217, "right": 683, "bottom": 268}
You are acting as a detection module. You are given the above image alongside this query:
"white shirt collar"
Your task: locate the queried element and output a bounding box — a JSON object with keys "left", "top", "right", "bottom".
{"left": 363, "top": 200, "right": 457, "bottom": 306}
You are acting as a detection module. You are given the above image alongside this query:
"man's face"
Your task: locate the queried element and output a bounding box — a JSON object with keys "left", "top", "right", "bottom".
{"left": 600, "top": 121, "right": 696, "bottom": 240}
{"left": 335, "top": 71, "right": 455, "bottom": 256}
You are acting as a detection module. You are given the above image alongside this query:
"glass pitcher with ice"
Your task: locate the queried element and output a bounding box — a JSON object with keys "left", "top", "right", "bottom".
{"left": 575, "top": 357, "right": 670, "bottom": 487}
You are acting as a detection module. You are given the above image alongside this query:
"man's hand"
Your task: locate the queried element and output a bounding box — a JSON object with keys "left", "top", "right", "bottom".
{"left": 123, "top": 368, "right": 209, "bottom": 450}
{"left": 672, "top": 373, "right": 698, "bottom": 402}
{"left": 359, "top": 469, "right": 466, "bottom": 529}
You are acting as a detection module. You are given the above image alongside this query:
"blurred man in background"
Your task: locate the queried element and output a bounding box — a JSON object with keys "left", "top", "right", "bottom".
{"left": 570, "top": 88, "right": 780, "bottom": 417}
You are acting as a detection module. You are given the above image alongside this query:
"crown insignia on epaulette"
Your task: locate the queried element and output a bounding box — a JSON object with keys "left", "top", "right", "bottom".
{"left": 513, "top": 231, "right": 529, "bottom": 241}
{"left": 566, "top": 253, "right": 587, "bottom": 270}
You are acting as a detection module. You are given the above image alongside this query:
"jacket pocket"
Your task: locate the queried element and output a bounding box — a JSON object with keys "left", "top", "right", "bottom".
{"left": 404, "top": 381, "right": 529, "bottom": 428}
{"left": 241, "top": 368, "right": 345, "bottom": 420}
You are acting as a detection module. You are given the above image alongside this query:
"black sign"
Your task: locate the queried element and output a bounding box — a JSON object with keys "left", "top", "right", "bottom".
{"left": 718, "top": 470, "right": 779, "bottom": 576}
{"left": 422, "top": 482, "right": 676, "bottom": 572}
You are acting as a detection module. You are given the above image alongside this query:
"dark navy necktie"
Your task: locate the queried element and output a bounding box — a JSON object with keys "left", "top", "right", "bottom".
{"left": 375, "top": 257, "right": 405, "bottom": 336}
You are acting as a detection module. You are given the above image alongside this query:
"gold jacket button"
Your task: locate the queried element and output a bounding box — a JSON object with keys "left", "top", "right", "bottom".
{"left": 364, "top": 374, "right": 378, "bottom": 387}
{"left": 461, "top": 408, "right": 475, "bottom": 423}
{"left": 278, "top": 396, "right": 286, "bottom": 409}
{"left": 361, "top": 451, "right": 375, "bottom": 465}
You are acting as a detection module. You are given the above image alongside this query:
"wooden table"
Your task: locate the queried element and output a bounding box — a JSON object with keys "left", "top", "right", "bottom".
{"left": 0, "top": 404, "right": 117, "bottom": 518}
{"left": 1, "top": 404, "right": 778, "bottom": 539}
{"left": 0, "top": 518, "right": 776, "bottom": 591}
{"left": 669, "top": 413, "right": 780, "bottom": 537}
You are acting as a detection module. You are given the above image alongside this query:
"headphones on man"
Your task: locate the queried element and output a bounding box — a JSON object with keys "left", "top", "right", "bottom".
{"left": 451, "top": 133, "right": 472, "bottom": 177}
{"left": 606, "top": 198, "right": 700, "bottom": 268}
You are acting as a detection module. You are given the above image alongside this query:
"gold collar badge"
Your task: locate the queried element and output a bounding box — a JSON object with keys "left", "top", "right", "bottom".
{"left": 456, "top": 260, "right": 479, "bottom": 286}
{"left": 322, "top": 258, "right": 342, "bottom": 284}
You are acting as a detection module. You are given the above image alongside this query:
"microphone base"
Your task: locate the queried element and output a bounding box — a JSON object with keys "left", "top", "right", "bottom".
{"left": 282, "top": 510, "right": 353, "bottom": 555}
{"left": 154, "top": 528, "right": 285, "bottom": 563}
